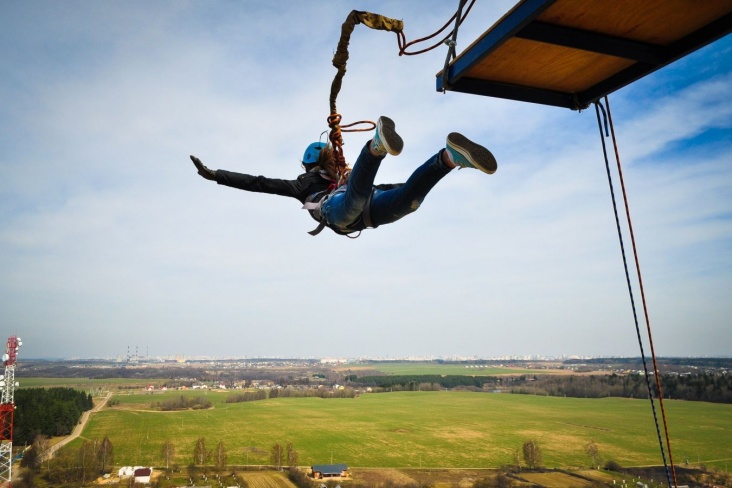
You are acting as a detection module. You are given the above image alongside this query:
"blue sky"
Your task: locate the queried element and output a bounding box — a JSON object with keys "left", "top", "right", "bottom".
{"left": 1, "top": 1, "right": 730, "bottom": 360}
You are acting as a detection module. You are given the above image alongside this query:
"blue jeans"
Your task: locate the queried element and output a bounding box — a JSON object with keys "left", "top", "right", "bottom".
{"left": 321, "top": 142, "right": 452, "bottom": 233}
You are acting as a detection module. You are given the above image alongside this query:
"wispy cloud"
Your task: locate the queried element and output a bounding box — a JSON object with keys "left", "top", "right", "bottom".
{"left": 1, "top": 2, "right": 730, "bottom": 359}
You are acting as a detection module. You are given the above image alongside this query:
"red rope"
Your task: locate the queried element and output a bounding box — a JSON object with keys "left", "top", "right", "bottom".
{"left": 397, "top": 0, "right": 477, "bottom": 56}
{"left": 604, "top": 96, "right": 678, "bottom": 486}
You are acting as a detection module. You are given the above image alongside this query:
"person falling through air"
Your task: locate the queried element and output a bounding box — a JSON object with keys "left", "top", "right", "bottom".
{"left": 191, "top": 116, "right": 497, "bottom": 236}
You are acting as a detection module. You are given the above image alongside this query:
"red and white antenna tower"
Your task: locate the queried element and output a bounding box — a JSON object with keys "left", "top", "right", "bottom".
{"left": 0, "top": 335, "right": 22, "bottom": 484}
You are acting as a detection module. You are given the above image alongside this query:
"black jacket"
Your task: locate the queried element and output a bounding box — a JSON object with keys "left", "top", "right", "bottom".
{"left": 216, "top": 168, "right": 403, "bottom": 234}
{"left": 215, "top": 169, "right": 332, "bottom": 204}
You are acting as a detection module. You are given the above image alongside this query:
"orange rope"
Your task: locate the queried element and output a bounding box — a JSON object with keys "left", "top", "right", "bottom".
{"left": 327, "top": 114, "right": 376, "bottom": 185}
{"left": 604, "top": 96, "right": 678, "bottom": 487}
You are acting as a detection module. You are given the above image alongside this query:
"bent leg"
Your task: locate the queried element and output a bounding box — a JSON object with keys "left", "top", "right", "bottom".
{"left": 369, "top": 150, "right": 452, "bottom": 227}
{"left": 322, "top": 142, "right": 384, "bottom": 231}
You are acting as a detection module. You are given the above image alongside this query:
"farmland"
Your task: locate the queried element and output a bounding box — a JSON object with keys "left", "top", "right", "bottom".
{"left": 70, "top": 390, "right": 731, "bottom": 471}
{"left": 238, "top": 471, "right": 296, "bottom": 488}
{"left": 19, "top": 377, "right": 166, "bottom": 390}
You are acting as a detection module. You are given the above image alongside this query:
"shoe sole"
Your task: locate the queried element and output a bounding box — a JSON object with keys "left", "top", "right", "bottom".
{"left": 447, "top": 133, "right": 497, "bottom": 174}
{"left": 378, "top": 116, "right": 404, "bottom": 156}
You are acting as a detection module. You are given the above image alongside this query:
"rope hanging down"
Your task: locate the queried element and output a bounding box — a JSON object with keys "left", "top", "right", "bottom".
{"left": 328, "top": 11, "right": 404, "bottom": 185}
{"left": 594, "top": 98, "right": 678, "bottom": 488}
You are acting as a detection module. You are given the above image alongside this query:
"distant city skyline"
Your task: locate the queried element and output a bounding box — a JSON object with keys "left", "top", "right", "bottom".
{"left": 31, "top": 352, "right": 732, "bottom": 362}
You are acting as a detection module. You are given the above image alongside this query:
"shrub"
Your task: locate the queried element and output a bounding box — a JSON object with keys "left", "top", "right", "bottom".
{"left": 287, "top": 467, "right": 314, "bottom": 487}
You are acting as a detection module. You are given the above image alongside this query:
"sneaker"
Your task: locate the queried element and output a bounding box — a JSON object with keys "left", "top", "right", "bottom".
{"left": 446, "top": 133, "right": 497, "bottom": 174}
{"left": 371, "top": 116, "right": 403, "bottom": 156}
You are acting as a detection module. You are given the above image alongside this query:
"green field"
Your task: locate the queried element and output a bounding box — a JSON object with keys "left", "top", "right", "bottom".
{"left": 18, "top": 377, "right": 166, "bottom": 390}
{"left": 111, "top": 388, "right": 218, "bottom": 405}
{"left": 350, "top": 362, "right": 545, "bottom": 376}
{"left": 70, "top": 391, "right": 731, "bottom": 471}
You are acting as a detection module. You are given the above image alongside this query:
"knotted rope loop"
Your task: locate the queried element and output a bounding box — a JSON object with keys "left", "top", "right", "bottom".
{"left": 327, "top": 114, "right": 376, "bottom": 185}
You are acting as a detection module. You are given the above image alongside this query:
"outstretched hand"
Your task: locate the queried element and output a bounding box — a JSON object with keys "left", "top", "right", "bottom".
{"left": 190, "top": 155, "right": 217, "bottom": 181}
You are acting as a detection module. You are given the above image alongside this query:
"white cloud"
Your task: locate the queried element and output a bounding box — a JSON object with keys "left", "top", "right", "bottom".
{"left": 1, "top": 2, "right": 730, "bottom": 359}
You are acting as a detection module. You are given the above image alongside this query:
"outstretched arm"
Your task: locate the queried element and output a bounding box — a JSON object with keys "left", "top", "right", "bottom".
{"left": 189, "top": 155, "right": 327, "bottom": 203}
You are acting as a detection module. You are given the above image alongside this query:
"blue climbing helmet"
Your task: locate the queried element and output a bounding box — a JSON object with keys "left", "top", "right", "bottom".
{"left": 302, "top": 142, "right": 327, "bottom": 165}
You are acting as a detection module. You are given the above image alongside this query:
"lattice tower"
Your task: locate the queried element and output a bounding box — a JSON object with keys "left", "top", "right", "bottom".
{"left": 0, "top": 336, "right": 22, "bottom": 484}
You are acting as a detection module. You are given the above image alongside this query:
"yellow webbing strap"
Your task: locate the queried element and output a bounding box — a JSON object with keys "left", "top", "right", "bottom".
{"left": 327, "top": 11, "right": 404, "bottom": 184}
{"left": 330, "top": 11, "right": 404, "bottom": 116}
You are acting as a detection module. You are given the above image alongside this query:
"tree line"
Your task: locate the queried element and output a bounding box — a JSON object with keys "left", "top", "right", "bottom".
{"left": 13, "top": 387, "right": 94, "bottom": 444}
{"left": 224, "top": 389, "right": 267, "bottom": 403}
{"left": 269, "top": 386, "right": 357, "bottom": 399}
{"left": 223, "top": 386, "right": 357, "bottom": 404}
{"left": 564, "top": 357, "right": 732, "bottom": 369}
{"left": 151, "top": 395, "right": 213, "bottom": 411}
{"left": 352, "top": 374, "right": 488, "bottom": 389}
{"left": 508, "top": 372, "right": 732, "bottom": 403}
{"left": 350, "top": 372, "right": 732, "bottom": 403}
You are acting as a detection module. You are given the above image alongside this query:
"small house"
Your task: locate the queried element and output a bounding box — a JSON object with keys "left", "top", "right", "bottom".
{"left": 134, "top": 467, "right": 152, "bottom": 484}
{"left": 310, "top": 464, "right": 349, "bottom": 480}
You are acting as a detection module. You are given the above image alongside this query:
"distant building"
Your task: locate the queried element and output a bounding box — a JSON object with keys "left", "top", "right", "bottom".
{"left": 117, "top": 466, "right": 153, "bottom": 484}
{"left": 310, "top": 464, "right": 349, "bottom": 480}
{"left": 134, "top": 467, "right": 152, "bottom": 484}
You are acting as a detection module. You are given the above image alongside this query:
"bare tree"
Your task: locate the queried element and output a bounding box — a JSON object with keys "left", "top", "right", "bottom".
{"left": 585, "top": 441, "right": 600, "bottom": 468}
{"left": 78, "top": 439, "right": 99, "bottom": 485}
{"left": 162, "top": 440, "right": 176, "bottom": 470}
{"left": 29, "top": 435, "right": 51, "bottom": 475}
{"left": 97, "top": 436, "right": 114, "bottom": 473}
{"left": 522, "top": 440, "right": 542, "bottom": 469}
{"left": 214, "top": 441, "right": 227, "bottom": 471}
{"left": 513, "top": 449, "right": 521, "bottom": 470}
{"left": 270, "top": 443, "right": 284, "bottom": 470}
{"left": 286, "top": 443, "right": 299, "bottom": 467}
{"left": 193, "top": 437, "right": 208, "bottom": 466}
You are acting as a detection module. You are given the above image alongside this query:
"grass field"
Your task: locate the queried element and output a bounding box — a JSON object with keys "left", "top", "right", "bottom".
{"left": 18, "top": 377, "right": 166, "bottom": 390}
{"left": 110, "top": 388, "right": 224, "bottom": 405}
{"left": 69, "top": 391, "right": 731, "bottom": 471}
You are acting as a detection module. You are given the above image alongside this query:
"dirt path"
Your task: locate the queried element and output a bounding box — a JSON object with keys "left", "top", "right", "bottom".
{"left": 44, "top": 391, "right": 112, "bottom": 459}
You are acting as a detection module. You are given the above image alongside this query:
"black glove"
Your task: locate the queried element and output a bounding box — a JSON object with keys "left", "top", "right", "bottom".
{"left": 190, "top": 155, "right": 217, "bottom": 181}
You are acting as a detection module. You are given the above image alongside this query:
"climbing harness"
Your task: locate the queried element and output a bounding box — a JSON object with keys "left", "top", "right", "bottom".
{"left": 302, "top": 180, "right": 376, "bottom": 239}
{"left": 594, "top": 96, "right": 678, "bottom": 488}
{"left": 301, "top": 169, "right": 365, "bottom": 238}
{"left": 303, "top": 186, "right": 347, "bottom": 237}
